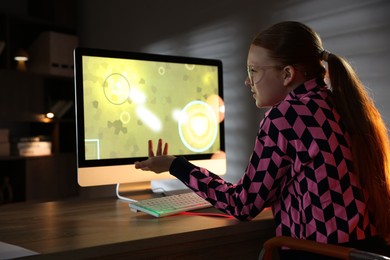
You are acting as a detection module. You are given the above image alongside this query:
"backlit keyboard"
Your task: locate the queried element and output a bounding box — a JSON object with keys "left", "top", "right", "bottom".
{"left": 129, "top": 192, "right": 212, "bottom": 217}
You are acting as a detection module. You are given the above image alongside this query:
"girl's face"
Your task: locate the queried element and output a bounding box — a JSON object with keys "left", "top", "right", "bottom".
{"left": 245, "top": 45, "right": 289, "bottom": 108}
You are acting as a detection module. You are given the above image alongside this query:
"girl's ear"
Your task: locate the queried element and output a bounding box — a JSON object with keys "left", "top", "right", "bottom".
{"left": 282, "top": 65, "right": 295, "bottom": 86}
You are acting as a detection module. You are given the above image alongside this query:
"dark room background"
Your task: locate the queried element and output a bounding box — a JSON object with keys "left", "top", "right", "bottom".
{"left": 1, "top": 0, "right": 389, "bottom": 192}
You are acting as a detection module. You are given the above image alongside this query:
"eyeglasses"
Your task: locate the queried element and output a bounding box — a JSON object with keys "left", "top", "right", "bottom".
{"left": 247, "top": 65, "right": 283, "bottom": 86}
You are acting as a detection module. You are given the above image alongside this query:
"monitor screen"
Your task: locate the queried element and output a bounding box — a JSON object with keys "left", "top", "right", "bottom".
{"left": 74, "top": 47, "right": 226, "bottom": 187}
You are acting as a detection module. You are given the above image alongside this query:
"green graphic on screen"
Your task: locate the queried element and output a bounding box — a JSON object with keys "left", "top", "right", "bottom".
{"left": 82, "top": 56, "right": 224, "bottom": 160}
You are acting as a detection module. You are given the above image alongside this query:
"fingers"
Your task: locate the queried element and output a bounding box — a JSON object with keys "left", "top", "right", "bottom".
{"left": 156, "top": 139, "right": 163, "bottom": 156}
{"left": 148, "top": 140, "right": 154, "bottom": 157}
{"left": 135, "top": 155, "right": 174, "bottom": 173}
{"left": 158, "top": 139, "right": 169, "bottom": 155}
{"left": 163, "top": 142, "right": 168, "bottom": 155}
{"left": 148, "top": 139, "right": 168, "bottom": 157}
{"left": 134, "top": 161, "right": 150, "bottom": 171}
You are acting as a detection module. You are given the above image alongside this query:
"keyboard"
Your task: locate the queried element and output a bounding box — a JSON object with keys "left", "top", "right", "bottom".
{"left": 129, "top": 192, "right": 212, "bottom": 217}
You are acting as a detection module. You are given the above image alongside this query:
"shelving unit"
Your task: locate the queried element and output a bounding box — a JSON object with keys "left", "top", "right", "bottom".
{"left": 0, "top": 5, "right": 79, "bottom": 203}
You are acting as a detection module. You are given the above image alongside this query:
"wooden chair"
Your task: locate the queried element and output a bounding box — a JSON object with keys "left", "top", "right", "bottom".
{"left": 258, "top": 236, "right": 390, "bottom": 260}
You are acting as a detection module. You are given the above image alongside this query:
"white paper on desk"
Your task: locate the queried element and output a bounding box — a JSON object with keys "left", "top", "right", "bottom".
{"left": 0, "top": 241, "right": 39, "bottom": 259}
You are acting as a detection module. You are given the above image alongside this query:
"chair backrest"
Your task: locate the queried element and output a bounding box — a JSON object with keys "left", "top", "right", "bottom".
{"left": 259, "top": 236, "right": 390, "bottom": 260}
{"left": 349, "top": 249, "right": 390, "bottom": 260}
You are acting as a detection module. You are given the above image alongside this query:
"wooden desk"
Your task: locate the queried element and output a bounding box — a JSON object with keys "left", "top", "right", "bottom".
{"left": 0, "top": 194, "right": 275, "bottom": 259}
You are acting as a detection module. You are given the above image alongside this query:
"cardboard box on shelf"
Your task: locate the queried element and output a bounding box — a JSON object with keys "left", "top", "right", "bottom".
{"left": 28, "top": 31, "right": 78, "bottom": 77}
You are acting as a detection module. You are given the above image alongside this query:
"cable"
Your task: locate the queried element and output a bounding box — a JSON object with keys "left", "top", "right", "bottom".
{"left": 116, "top": 183, "right": 138, "bottom": 203}
{"left": 179, "top": 212, "right": 234, "bottom": 218}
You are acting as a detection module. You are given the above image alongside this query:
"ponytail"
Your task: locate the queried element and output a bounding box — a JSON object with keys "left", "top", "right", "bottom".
{"left": 327, "top": 53, "right": 390, "bottom": 241}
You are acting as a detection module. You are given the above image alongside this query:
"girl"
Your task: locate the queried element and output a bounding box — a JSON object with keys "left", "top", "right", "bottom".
{"left": 135, "top": 21, "right": 390, "bottom": 258}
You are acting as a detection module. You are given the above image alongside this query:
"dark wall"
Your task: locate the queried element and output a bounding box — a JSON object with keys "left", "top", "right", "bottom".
{"left": 77, "top": 0, "right": 390, "bottom": 182}
{"left": 3, "top": 0, "right": 389, "bottom": 183}
{"left": 78, "top": 0, "right": 275, "bottom": 182}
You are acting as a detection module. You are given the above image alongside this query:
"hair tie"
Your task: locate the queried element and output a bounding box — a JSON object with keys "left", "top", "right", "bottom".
{"left": 320, "top": 49, "right": 330, "bottom": 62}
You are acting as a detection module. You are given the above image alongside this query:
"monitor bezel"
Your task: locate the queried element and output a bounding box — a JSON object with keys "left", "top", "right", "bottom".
{"left": 74, "top": 47, "right": 225, "bottom": 169}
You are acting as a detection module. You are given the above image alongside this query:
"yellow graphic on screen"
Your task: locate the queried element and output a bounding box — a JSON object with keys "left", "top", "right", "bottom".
{"left": 178, "top": 100, "right": 218, "bottom": 152}
{"left": 82, "top": 56, "right": 224, "bottom": 160}
{"left": 103, "top": 73, "right": 131, "bottom": 105}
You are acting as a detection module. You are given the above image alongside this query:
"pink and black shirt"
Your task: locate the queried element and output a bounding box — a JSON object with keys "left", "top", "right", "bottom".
{"left": 170, "top": 78, "right": 376, "bottom": 244}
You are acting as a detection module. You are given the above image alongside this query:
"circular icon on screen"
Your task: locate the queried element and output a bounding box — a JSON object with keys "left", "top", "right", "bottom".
{"left": 158, "top": 66, "right": 166, "bottom": 75}
{"left": 120, "top": 111, "right": 131, "bottom": 124}
{"left": 178, "top": 100, "right": 218, "bottom": 152}
{"left": 103, "top": 73, "right": 130, "bottom": 105}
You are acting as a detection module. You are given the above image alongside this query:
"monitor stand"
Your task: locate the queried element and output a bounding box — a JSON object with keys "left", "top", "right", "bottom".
{"left": 115, "top": 183, "right": 138, "bottom": 202}
{"left": 150, "top": 178, "right": 190, "bottom": 195}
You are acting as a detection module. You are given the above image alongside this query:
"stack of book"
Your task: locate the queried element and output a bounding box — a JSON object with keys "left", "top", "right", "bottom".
{"left": 0, "top": 129, "right": 10, "bottom": 156}
{"left": 15, "top": 136, "right": 52, "bottom": 157}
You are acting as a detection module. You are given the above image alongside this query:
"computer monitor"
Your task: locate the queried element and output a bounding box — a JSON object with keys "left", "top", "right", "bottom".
{"left": 74, "top": 47, "right": 226, "bottom": 189}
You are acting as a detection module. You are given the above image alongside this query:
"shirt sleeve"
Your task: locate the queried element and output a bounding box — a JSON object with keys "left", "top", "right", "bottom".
{"left": 170, "top": 107, "right": 295, "bottom": 221}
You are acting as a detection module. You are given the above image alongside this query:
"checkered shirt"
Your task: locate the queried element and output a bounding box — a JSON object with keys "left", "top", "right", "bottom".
{"left": 170, "top": 78, "right": 377, "bottom": 244}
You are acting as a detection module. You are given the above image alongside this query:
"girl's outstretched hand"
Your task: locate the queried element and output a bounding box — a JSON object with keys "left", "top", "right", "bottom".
{"left": 134, "top": 139, "right": 175, "bottom": 173}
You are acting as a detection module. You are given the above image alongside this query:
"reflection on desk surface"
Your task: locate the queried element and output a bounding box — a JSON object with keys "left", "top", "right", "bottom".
{"left": 0, "top": 195, "right": 274, "bottom": 259}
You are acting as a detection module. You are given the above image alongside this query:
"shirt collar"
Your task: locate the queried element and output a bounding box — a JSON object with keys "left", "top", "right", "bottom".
{"left": 286, "top": 77, "right": 327, "bottom": 101}
{"left": 264, "top": 78, "right": 327, "bottom": 117}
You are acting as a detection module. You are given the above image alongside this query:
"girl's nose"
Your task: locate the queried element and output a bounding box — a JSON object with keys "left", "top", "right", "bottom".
{"left": 244, "top": 77, "right": 251, "bottom": 87}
